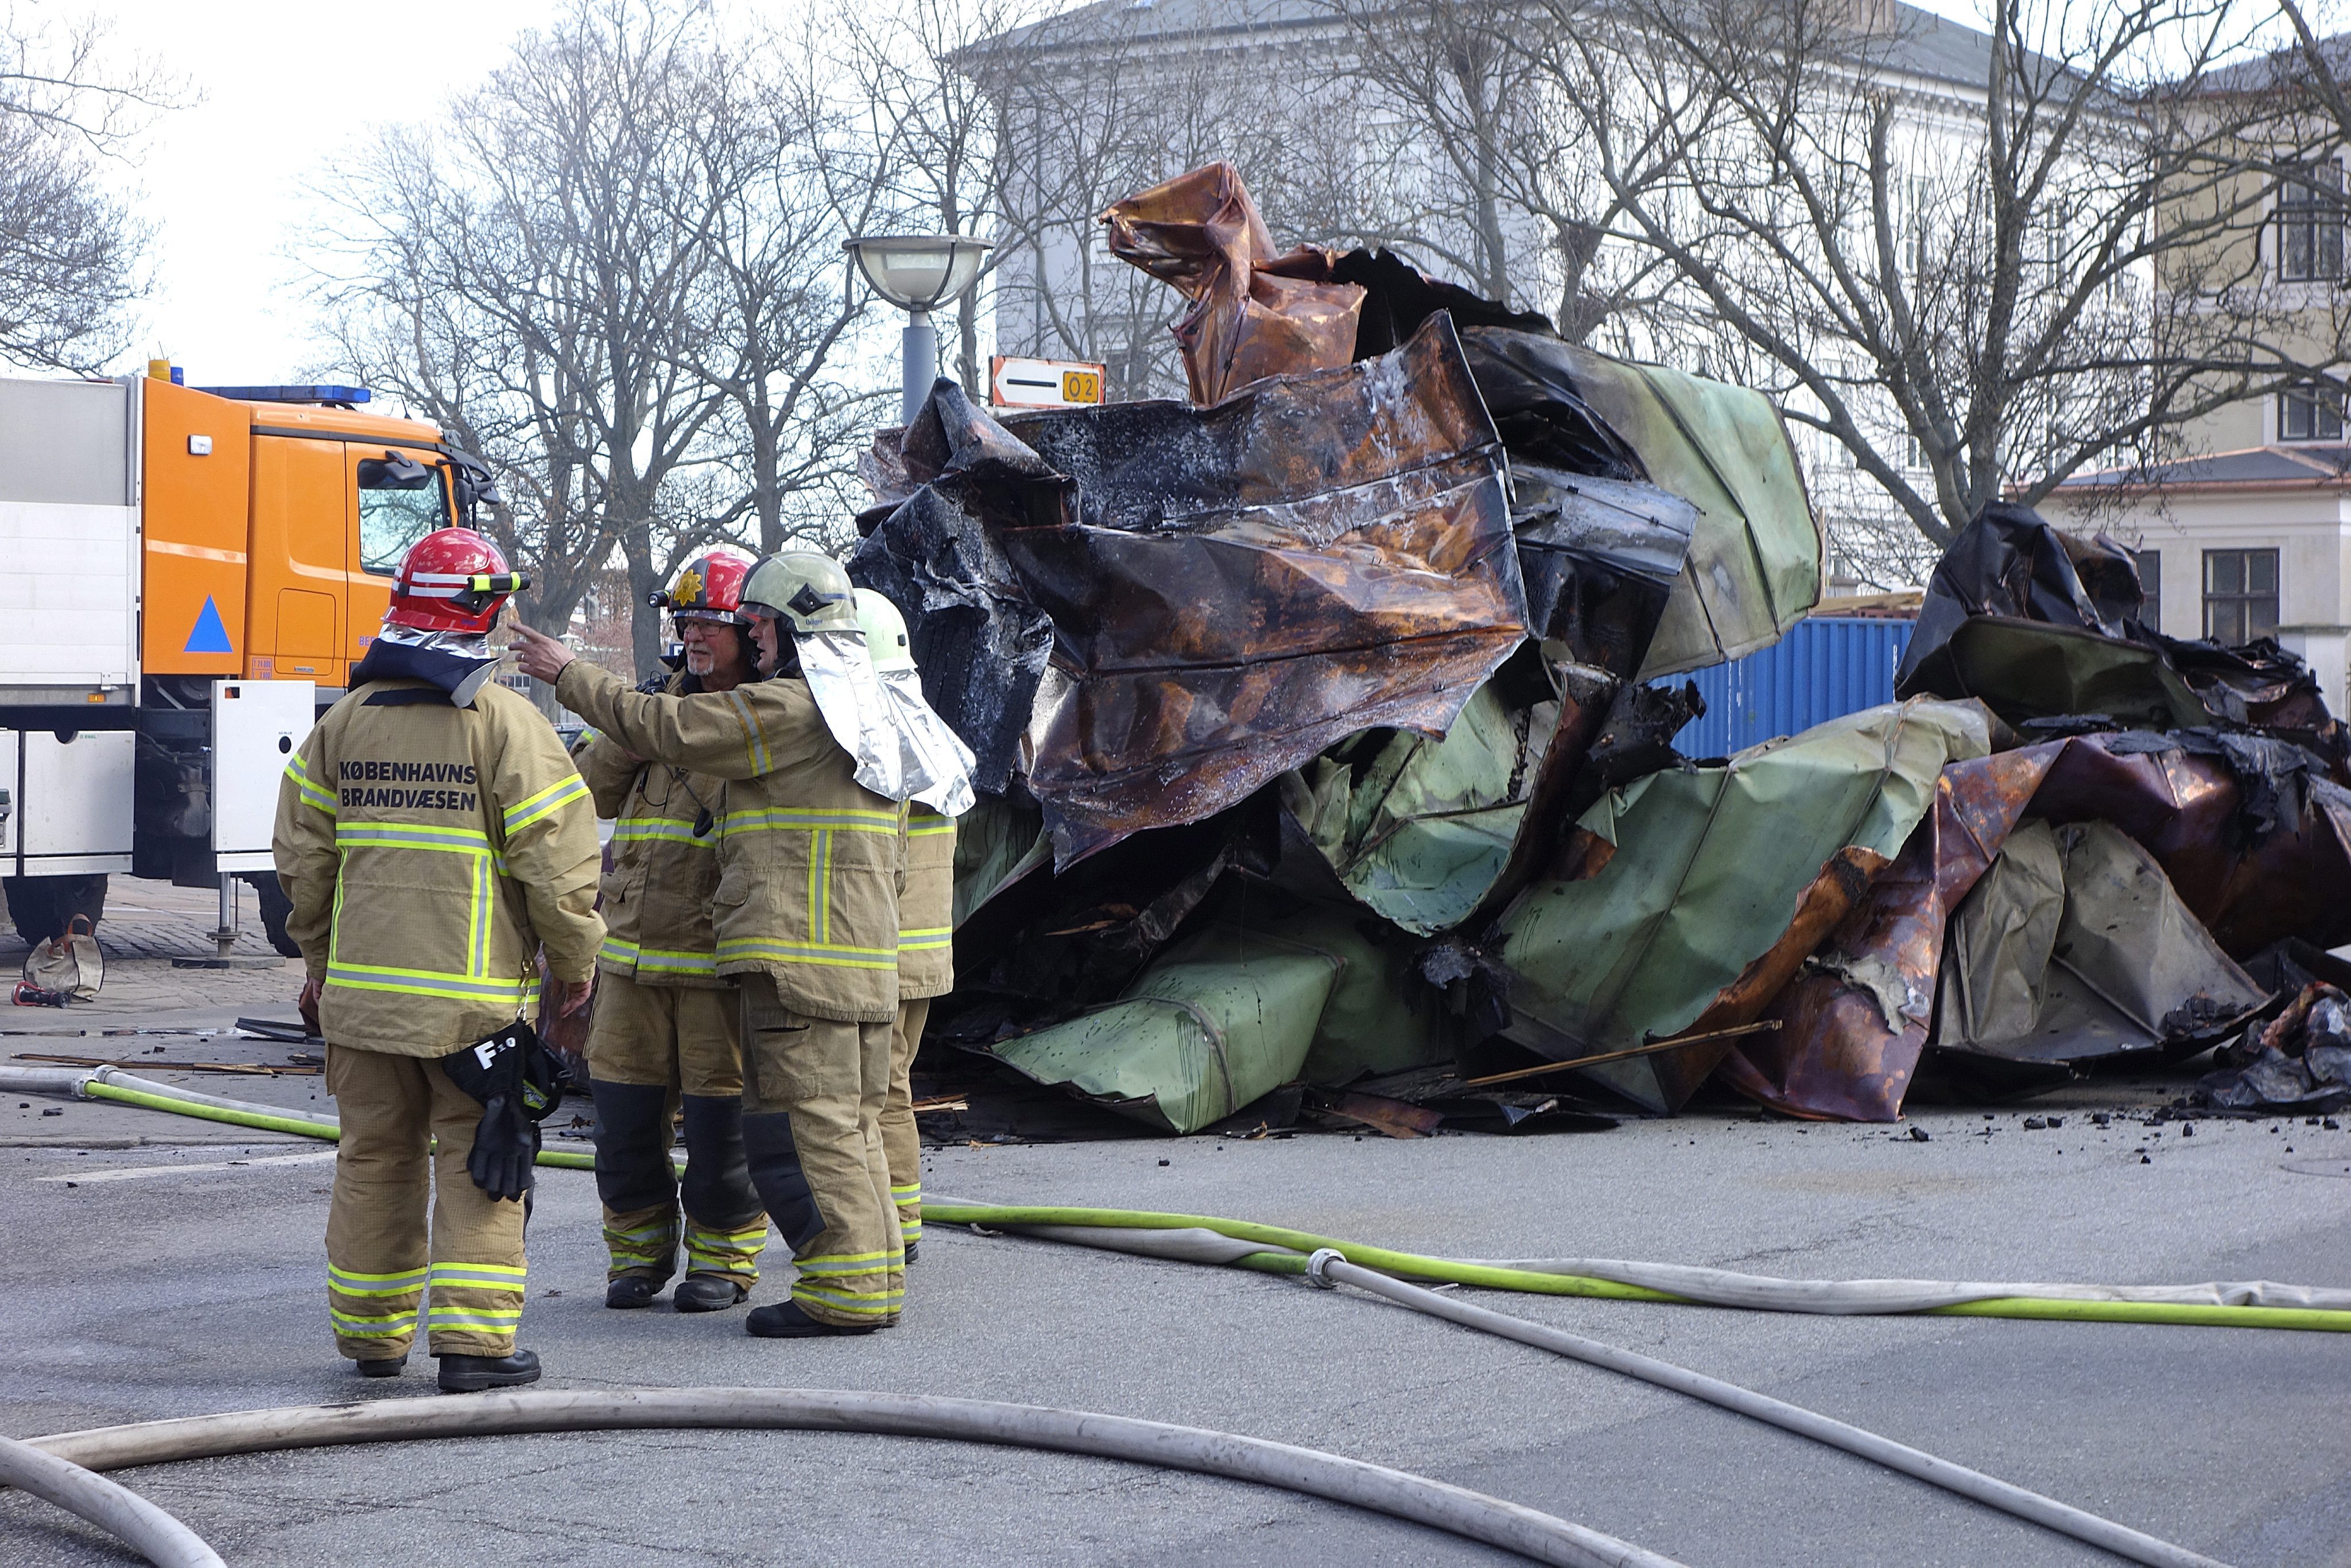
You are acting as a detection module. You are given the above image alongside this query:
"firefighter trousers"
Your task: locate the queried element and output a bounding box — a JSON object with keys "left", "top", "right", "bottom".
{"left": 878, "top": 997, "right": 932, "bottom": 1250}
{"left": 736, "top": 976, "right": 902, "bottom": 1327}
{"left": 324, "top": 1042, "right": 528, "bottom": 1361}
{"left": 587, "top": 972, "right": 767, "bottom": 1288}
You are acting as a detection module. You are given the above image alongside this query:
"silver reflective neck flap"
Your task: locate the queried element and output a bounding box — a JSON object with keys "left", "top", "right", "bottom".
{"left": 797, "top": 628, "right": 903, "bottom": 802}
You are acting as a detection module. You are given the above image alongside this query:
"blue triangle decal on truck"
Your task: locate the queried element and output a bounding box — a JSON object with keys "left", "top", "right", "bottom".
{"left": 184, "top": 596, "right": 234, "bottom": 654}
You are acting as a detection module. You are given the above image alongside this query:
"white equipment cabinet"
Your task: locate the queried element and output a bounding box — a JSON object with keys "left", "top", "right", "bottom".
{"left": 211, "top": 680, "right": 315, "bottom": 873}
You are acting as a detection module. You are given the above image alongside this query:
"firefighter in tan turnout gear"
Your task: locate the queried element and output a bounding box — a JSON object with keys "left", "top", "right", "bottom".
{"left": 274, "top": 527, "right": 604, "bottom": 1393}
{"left": 576, "top": 552, "right": 770, "bottom": 1312}
{"left": 513, "top": 553, "right": 910, "bottom": 1337}
{"left": 855, "top": 590, "right": 958, "bottom": 1260}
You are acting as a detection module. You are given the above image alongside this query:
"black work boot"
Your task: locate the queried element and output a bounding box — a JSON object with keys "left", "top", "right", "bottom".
{"left": 437, "top": 1349, "right": 543, "bottom": 1392}
{"left": 355, "top": 1354, "right": 407, "bottom": 1379}
{"left": 606, "top": 1273, "right": 664, "bottom": 1309}
{"left": 903, "top": 1240, "right": 920, "bottom": 1265}
{"left": 746, "top": 1299, "right": 880, "bottom": 1338}
{"left": 673, "top": 1274, "right": 748, "bottom": 1313}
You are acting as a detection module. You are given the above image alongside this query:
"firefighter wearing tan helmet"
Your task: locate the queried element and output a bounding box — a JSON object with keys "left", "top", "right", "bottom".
{"left": 273, "top": 527, "right": 604, "bottom": 1392}
{"left": 572, "top": 551, "right": 771, "bottom": 1313}
{"left": 513, "top": 553, "right": 909, "bottom": 1336}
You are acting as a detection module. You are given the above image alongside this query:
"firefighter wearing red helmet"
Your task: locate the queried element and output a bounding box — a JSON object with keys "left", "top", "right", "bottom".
{"left": 569, "top": 551, "right": 771, "bottom": 1312}
{"left": 513, "top": 553, "right": 909, "bottom": 1338}
{"left": 274, "top": 527, "right": 605, "bottom": 1392}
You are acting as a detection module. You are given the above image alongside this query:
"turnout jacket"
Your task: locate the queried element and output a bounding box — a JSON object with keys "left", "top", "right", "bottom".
{"left": 555, "top": 661, "right": 902, "bottom": 1024}
{"left": 274, "top": 677, "right": 604, "bottom": 1056}
{"left": 573, "top": 671, "right": 728, "bottom": 990}
{"left": 898, "top": 807, "right": 956, "bottom": 1003}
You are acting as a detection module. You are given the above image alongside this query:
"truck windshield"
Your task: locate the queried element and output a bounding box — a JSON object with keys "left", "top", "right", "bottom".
{"left": 358, "top": 452, "right": 451, "bottom": 575}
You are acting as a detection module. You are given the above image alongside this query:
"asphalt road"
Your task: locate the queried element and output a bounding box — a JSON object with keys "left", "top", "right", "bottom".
{"left": 5, "top": 1035, "right": 2349, "bottom": 1568}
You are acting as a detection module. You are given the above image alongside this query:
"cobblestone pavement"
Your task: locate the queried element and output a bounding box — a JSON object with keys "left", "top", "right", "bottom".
{"left": 2, "top": 877, "right": 301, "bottom": 1045}
{"left": 1, "top": 876, "right": 284, "bottom": 964}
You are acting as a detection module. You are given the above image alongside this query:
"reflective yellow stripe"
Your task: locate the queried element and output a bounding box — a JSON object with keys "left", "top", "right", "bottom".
{"left": 790, "top": 1283, "right": 905, "bottom": 1315}
{"left": 907, "top": 821, "right": 954, "bottom": 837}
{"left": 335, "top": 822, "right": 492, "bottom": 853}
{"left": 426, "top": 1307, "right": 523, "bottom": 1329}
{"left": 898, "top": 926, "right": 952, "bottom": 950}
{"left": 286, "top": 752, "right": 337, "bottom": 814}
{"left": 431, "top": 1262, "right": 526, "bottom": 1288}
{"left": 636, "top": 948, "right": 718, "bottom": 976}
{"left": 612, "top": 816, "right": 711, "bottom": 847}
{"left": 599, "top": 936, "right": 718, "bottom": 976}
{"left": 326, "top": 964, "right": 528, "bottom": 1004}
{"left": 715, "top": 938, "right": 898, "bottom": 971}
{"left": 796, "top": 1247, "right": 902, "bottom": 1274}
{"left": 470, "top": 848, "right": 492, "bottom": 977}
{"left": 719, "top": 807, "right": 901, "bottom": 834}
{"left": 329, "top": 1264, "right": 428, "bottom": 1295}
{"left": 331, "top": 1308, "right": 418, "bottom": 1334}
{"left": 728, "top": 688, "right": 771, "bottom": 774}
{"left": 815, "top": 829, "right": 831, "bottom": 945}
{"left": 504, "top": 774, "right": 590, "bottom": 832}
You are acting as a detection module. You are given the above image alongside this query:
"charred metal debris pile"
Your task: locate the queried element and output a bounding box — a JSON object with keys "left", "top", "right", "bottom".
{"left": 846, "top": 162, "right": 2351, "bottom": 1139}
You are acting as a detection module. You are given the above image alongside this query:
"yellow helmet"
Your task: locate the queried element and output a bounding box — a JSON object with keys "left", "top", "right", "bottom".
{"left": 852, "top": 589, "right": 917, "bottom": 676}
{"left": 741, "top": 551, "right": 858, "bottom": 635}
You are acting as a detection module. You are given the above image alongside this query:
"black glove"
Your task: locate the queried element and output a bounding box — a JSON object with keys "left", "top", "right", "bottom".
{"left": 440, "top": 1021, "right": 568, "bottom": 1202}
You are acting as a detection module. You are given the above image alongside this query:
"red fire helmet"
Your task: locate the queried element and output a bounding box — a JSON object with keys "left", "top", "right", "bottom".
{"left": 655, "top": 550, "right": 755, "bottom": 627}
{"left": 386, "top": 528, "right": 529, "bottom": 634}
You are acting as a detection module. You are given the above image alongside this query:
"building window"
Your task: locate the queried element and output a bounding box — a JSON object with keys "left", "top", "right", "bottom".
{"left": 2203, "top": 549, "right": 2279, "bottom": 643}
{"left": 2133, "top": 548, "right": 2160, "bottom": 632}
{"left": 2280, "top": 162, "right": 2345, "bottom": 282}
{"left": 2280, "top": 383, "right": 2346, "bottom": 443}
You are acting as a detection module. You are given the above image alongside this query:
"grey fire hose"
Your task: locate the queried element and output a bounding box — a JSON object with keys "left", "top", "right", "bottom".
{"left": 19, "top": 1388, "right": 1682, "bottom": 1568}
{"left": 0, "top": 1433, "right": 223, "bottom": 1568}
{"left": 1302, "top": 1250, "right": 2229, "bottom": 1568}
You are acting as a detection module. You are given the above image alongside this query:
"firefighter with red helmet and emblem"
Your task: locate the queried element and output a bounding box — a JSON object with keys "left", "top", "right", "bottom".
{"left": 571, "top": 551, "right": 773, "bottom": 1312}
{"left": 513, "top": 553, "right": 912, "bottom": 1338}
{"left": 273, "top": 527, "right": 604, "bottom": 1392}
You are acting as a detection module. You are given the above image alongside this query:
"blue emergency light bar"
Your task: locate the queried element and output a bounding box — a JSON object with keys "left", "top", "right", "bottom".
{"left": 193, "top": 385, "right": 373, "bottom": 405}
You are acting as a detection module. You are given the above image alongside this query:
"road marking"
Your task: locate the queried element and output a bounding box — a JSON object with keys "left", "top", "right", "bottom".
{"left": 39, "top": 1149, "right": 339, "bottom": 1183}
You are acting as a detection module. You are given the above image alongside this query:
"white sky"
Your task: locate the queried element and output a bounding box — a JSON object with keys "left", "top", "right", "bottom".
{"left": 84, "top": 0, "right": 2007, "bottom": 403}
{"left": 88, "top": 0, "right": 562, "bottom": 390}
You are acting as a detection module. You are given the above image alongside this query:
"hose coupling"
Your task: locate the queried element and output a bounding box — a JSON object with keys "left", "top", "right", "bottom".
{"left": 1305, "top": 1248, "right": 1344, "bottom": 1290}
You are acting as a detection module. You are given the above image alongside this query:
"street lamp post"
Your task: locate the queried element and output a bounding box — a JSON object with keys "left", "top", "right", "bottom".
{"left": 843, "top": 233, "right": 994, "bottom": 426}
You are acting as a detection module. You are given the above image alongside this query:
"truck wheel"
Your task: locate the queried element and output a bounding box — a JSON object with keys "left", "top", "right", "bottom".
{"left": 3, "top": 875, "right": 107, "bottom": 947}
{"left": 245, "top": 871, "right": 302, "bottom": 959}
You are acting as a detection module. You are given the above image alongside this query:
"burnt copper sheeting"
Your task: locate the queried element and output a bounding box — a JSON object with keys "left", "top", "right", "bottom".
{"left": 1100, "top": 161, "right": 1364, "bottom": 404}
{"left": 848, "top": 380, "right": 1065, "bottom": 795}
{"left": 1724, "top": 735, "right": 2351, "bottom": 1120}
{"left": 996, "top": 315, "right": 1526, "bottom": 867}
{"left": 1898, "top": 502, "right": 2347, "bottom": 757}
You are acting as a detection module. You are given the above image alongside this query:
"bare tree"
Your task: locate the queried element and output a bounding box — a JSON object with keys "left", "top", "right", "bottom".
{"left": 682, "top": 25, "right": 884, "bottom": 554}
{"left": 318, "top": 0, "right": 759, "bottom": 674}
{"left": 1574, "top": 0, "right": 2341, "bottom": 576}
{"left": 0, "top": 5, "right": 181, "bottom": 371}
{"left": 833, "top": 0, "right": 1061, "bottom": 393}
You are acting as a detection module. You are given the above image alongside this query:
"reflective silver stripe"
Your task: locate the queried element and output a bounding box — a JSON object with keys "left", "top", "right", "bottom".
{"left": 326, "top": 964, "right": 526, "bottom": 1003}
{"left": 426, "top": 1307, "right": 523, "bottom": 1329}
{"left": 505, "top": 774, "right": 591, "bottom": 832}
{"left": 612, "top": 816, "right": 711, "bottom": 846}
{"left": 635, "top": 948, "right": 718, "bottom": 975}
{"left": 715, "top": 937, "right": 897, "bottom": 971}
{"left": 329, "top": 1264, "right": 430, "bottom": 1298}
{"left": 430, "top": 1262, "right": 526, "bottom": 1290}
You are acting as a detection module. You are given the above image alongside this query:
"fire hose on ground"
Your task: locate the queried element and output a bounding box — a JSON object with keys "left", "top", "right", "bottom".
{"left": 0, "top": 1061, "right": 2302, "bottom": 1567}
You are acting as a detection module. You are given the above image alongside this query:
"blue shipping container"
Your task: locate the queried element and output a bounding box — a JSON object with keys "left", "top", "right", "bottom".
{"left": 1673, "top": 616, "right": 1915, "bottom": 758}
